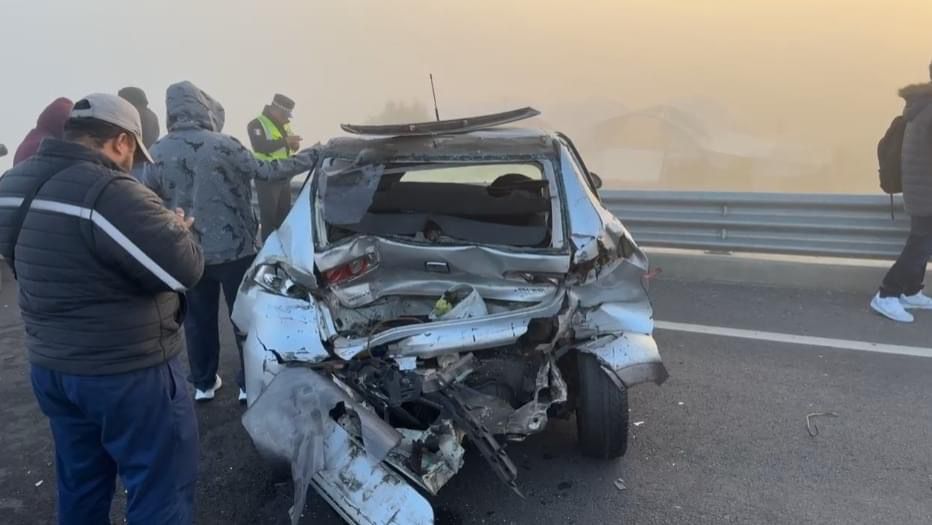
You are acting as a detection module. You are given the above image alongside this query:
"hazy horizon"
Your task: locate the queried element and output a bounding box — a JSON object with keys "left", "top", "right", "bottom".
{"left": 3, "top": 0, "right": 931, "bottom": 191}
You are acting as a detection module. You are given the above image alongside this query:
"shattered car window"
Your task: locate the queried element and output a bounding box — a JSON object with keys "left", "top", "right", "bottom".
{"left": 320, "top": 161, "right": 553, "bottom": 247}
{"left": 319, "top": 163, "right": 385, "bottom": 225}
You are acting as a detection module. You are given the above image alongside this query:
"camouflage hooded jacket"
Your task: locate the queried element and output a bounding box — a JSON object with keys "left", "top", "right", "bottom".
{"left": 144, "top": 81, "right": 317, "bottom": 265}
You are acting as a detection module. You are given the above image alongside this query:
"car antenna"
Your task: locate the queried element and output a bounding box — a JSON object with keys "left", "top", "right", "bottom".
{"left": 429, "top": 73, "right": 441, "bottom": 121}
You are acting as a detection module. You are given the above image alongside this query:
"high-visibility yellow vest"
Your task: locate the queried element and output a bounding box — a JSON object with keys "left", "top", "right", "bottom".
{"left": 254, "top": 114, "right": 295, "bottom": 161}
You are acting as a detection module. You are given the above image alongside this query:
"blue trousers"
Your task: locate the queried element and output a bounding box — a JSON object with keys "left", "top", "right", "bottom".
{"left": 184, "top": 256, "right": 253, "bottom": 391}
{"left": 31, "top": 355, "right": 199, "bottom": 525}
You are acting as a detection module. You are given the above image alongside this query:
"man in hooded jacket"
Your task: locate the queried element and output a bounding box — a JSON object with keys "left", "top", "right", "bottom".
{"left": 144, "top": 81, "right": 318, "bottom": 402}
{"left": 872, "top": 61, "right": 932, "bottom": 322}
{"left": 13, "top": 97, "right": 73, "bottom": 165}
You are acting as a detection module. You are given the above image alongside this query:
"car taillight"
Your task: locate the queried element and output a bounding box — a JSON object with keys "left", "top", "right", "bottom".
{"left": 322, "top": 253, "right": 378, "bottom": 286}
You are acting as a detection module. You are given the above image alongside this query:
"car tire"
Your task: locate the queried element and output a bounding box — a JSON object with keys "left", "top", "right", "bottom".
{"left": 576, "top": 353, "right": 629, "bottom": 459}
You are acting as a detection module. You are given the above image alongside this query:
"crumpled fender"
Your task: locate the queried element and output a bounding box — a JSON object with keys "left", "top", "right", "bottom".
{"left": 243, "top": 367, "right": 433, "bottom": 525}
{"left": 235, "top": 289, "right": 332, "bottom": 405}
{"left": 577, "top": 332, "right": 669, "bottom": 388}
{"left": 235, "top": 290, "right": 330, "bottom": 362}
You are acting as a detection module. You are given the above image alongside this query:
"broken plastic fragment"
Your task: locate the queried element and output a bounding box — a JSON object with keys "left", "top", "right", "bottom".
{"left": 633, "top": 421, "right": 645, "bottom": 427}
{"left": 429, "top": 285, "right": 488, "bottom": 321}
{"left": 613, "top": 478, "right": 626, "bottom": 491}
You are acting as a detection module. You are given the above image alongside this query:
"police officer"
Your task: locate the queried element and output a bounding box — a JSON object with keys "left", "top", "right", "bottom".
{"left": 0, "top": 93, "right": 205, "bottom": 524}
{"left": 247, "top": 94, "right": 303, "bottom": 240}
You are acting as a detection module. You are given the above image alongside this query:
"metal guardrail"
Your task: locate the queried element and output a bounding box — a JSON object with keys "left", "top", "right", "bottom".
{"left": 601, "top": 190, "right": 910, "bottom": 259}
{"left": 277, "top": 183, "right": 908, "bottom": 260}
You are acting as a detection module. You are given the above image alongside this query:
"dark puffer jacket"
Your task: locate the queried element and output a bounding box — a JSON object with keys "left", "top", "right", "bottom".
{"left": 900, "top": 83, "right": 932, "bottom": 217}
{"left": 0, "top": 139, "right": 204, "bottom": 375}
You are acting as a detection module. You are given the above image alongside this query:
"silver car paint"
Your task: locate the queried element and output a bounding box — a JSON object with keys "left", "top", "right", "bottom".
{"left": 231, "top": 138, "right": 667, "bottom": 525}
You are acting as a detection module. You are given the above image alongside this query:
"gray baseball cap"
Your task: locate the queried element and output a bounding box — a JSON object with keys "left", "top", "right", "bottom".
{"left": 70, "top": 93, "right": 154, "bottom": 163}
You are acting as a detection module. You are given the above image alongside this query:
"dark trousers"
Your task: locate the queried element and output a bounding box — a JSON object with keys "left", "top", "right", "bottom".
{"left": 31, "top": 355, "right": 198, "bottom": 525}
{"left": 256, "top": 179, "right": 292, "bottom": 242}
{"left": 880, "top": 215, "right": 932, "bottom": 298}
{"left": 185, "top": 256, "right": 253, "bottom": 391}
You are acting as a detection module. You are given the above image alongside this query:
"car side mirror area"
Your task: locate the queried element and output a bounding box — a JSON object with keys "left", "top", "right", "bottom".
{"left": 588, "top": 171, "right": 603, "bottom": 190}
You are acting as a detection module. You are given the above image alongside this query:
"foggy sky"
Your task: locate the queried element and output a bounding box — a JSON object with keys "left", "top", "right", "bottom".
{"left": 2, "top": 0, "right": 931, "bottom": 189}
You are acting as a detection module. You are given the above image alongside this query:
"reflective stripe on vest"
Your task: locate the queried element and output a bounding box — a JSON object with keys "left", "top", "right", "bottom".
{"left": 254, "top": 115, "right": 294, "bottom": 161}
{"left": 0, "top": 197, "right": 189, "bottom": 292}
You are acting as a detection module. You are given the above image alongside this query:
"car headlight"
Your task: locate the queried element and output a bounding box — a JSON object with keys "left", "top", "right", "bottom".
{"left": 253, "top": 263, "right": 312, "bottom": 299}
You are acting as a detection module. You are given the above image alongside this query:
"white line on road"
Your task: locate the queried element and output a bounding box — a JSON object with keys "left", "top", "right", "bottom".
{"left": 655, "top": 320, "right": 932, "bottom": 359}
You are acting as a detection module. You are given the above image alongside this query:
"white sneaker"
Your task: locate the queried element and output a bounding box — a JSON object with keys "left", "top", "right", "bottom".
{"left": 238, "top": 388, "right": 247, "bottom": 404}
{"left": 871, "top": 293, "right": 914, "bottom": 323}
{"left": 900, "top": 292, "right": 932, "bottom": 310}
{"left": 194, "top": 375, "right": 223, "bottom": 401}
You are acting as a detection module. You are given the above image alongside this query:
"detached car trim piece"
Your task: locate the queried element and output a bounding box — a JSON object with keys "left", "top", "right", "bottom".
{"left": 341, "top": 107, "right": 541, "bottom": 136}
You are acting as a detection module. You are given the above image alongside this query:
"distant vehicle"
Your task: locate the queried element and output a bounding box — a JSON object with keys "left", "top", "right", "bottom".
{"left": 0, "top": 144, "right": 7, "bottom": 158}
{"left": 232, "top": 108, "right": 668, "bottom": 524}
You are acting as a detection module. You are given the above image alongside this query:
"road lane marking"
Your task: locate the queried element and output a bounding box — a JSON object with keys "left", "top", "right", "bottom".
{"left": 654, "top": 320, "right": 932, "bottom": 359}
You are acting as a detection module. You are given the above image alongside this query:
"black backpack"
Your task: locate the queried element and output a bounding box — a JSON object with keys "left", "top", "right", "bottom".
{"left": 878, "top": 115, "right": 906, "bottom": 218}
{"left": 878, "top": 115, "right": 906, "bottom": 194}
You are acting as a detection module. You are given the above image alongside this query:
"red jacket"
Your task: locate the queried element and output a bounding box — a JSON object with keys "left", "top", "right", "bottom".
{"left": 13, "top": 98, "right": 73, "bottom": 166}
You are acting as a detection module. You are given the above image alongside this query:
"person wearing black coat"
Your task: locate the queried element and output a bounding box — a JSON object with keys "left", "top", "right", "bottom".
{"left": 0, "top": 93, "right": 204, "bottom": 524}
{"left": 872, "top": 61, "right": 932, "bottom": 323}
{"left": 118, "top": 86, "right": 160, "bottom": 148}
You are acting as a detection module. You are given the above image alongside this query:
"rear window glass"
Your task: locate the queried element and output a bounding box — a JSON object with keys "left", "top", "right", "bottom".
{"left": 320, "top": 161, "right": 552, "bottom": 247}
{"left": 398, "top": 163, "right": 542, "bottom": 184}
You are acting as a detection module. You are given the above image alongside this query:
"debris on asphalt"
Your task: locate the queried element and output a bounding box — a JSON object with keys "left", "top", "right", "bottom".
{"left": 677, "top": 401, "right": 685, "bottom": 406}
{"left": 806, "top": 412, "right": 839, "bottom": 437}
{"left": 34, "top": 480, "right": 43, "bottom": 488}
{"left": 633, "top": 421, "right": 645, "bottom": 427}
{"left": 613, "top": 478, "right": 626, "bottom": 491}
{"left": 644, "top": 267, "right": 663, "bottom": 281}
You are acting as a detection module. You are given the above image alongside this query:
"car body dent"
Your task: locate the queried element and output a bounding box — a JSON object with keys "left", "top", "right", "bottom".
{"left": 317, "top": 236, "right": 571, "bottom": 287}
{"left": 331, "top": 288, "right": 567, "bottom": 360}
{"left": 276, "top": 182, "right": 318, "bottom": 278}
{"left": 242, "top": 367, "right": 429, "bottom": 525}
{"left": 332, "top": 272, "right": 558, "bottom": 307}
{"left": 259, "top": 295, "right": 329, "bottom": 361}
{"left": 577, "top": 332, "right": 669, "bottom": 388}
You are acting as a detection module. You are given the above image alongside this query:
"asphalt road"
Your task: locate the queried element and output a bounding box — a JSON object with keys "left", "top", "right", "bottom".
{"left": 1, "top": 270, "right": 931, "bottom": 524}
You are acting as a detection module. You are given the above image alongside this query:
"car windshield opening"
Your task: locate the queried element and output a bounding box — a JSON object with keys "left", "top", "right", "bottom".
{"left": 321, "top": 161, "right": 551, "bottom": 247}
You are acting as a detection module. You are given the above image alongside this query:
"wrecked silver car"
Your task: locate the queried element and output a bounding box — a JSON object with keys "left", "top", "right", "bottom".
{"left": 231, "top": 108, "right": 668, "bottom": 524}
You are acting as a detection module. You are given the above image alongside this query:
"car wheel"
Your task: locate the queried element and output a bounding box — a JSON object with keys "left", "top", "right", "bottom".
{"left": 575, "top": 353, "right": 629, "bottom": 459}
